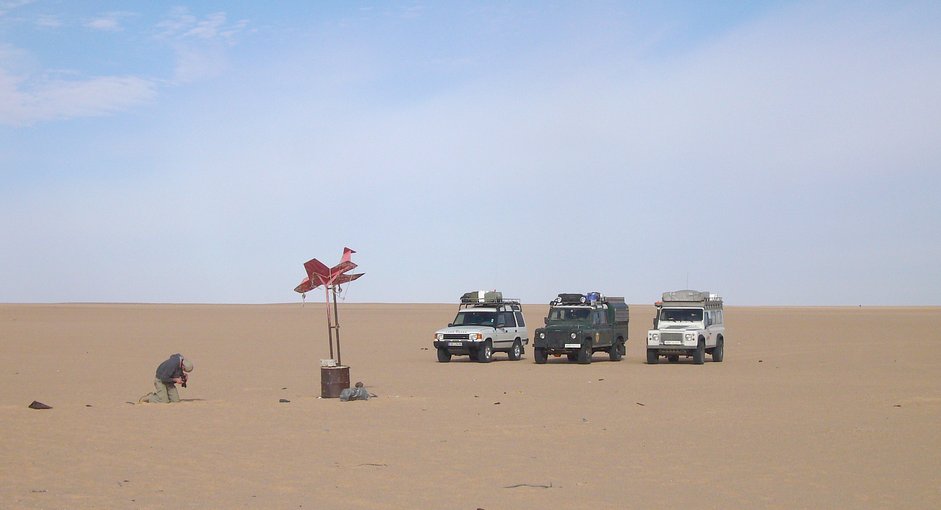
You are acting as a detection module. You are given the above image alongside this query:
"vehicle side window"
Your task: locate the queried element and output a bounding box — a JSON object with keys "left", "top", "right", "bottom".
{"left": 708, "top": 310, "right": 723, "bottom": 326}
{"left": 501, "top": 311, "right": 517, "bottom": 327}
{"left": 514, "top": 311, "right": 525, "bottom": 327}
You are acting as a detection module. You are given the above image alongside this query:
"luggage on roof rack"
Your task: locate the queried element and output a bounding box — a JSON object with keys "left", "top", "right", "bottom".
{"left": 554, "top": 292, "right": 613, "bottom": 305}
{"left": 461, "top": 290, "right": 504, "bottom": 304}
{"left": 661, "top": 289, "right": 722, "bottom": 305}
{"left": 662, "top": 289, "right": 708, "bottom": 302}
{"left": 555, "top": 293, "right": 586, "bottom": 305}
{"left": 586, "top": 291, "right": 605, "bottom": 303}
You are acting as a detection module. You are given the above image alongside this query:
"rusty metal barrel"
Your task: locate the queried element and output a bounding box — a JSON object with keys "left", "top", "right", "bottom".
{"left": 320, "top": 365, "right": 350, "bottom": 398}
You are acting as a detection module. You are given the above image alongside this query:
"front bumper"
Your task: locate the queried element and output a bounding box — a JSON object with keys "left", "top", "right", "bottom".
{"left": 647, "top": 345, "right": 696, "bottom": 355}
{"left": 648, "top": 330, "right": 699, "bottom": 350}
{"left": 534, "top": 334, "right": 586, "bottom": 352}
{"left": 434, "top": 340, "right": 481, "bottom": 353}
{"left": 433, "top": 339, "right": 528, "bottom": 354}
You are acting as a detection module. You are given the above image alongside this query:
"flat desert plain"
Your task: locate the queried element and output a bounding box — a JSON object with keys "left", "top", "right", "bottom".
{"left": 1, "top": 303, "right": 940, "bottom": 509}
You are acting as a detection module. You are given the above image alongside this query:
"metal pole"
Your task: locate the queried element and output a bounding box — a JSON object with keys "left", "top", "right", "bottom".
{"left": 324, "top": 284, "right": 334, "bottom": 360}
{"left": 332, "top": 284, "right": 342, "bottom": 366}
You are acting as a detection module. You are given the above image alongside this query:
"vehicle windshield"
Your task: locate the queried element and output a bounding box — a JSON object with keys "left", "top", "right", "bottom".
{"left": 548, "top": 307, "right": 591, "bottom": 321}
{"left": 660, "top": 308, "right": 703, "bottom": 322}
{"left": 452, "top": 311, "right": 496, "bottom": 326}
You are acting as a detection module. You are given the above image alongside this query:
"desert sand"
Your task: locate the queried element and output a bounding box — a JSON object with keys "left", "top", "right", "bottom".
{"left": 1, "top": 303, "right": 939, "bottom": 509}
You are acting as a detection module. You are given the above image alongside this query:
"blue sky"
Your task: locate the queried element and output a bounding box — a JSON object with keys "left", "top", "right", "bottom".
{"left": 1, "top": 1, "right": 939, "bottom": 305}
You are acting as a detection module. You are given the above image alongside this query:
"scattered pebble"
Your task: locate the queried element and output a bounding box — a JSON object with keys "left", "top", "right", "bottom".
{"left": 28, "top": 401, "right": 52, "bottom": 410}
{"left": 279, "top": 399, "right": 290, "bottom": 403}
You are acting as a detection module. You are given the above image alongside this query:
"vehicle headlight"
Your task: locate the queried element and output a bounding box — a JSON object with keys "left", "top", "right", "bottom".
{"left": 471, "top": 333, "right": 482, "bottom": 341}
{"left": 685, "top": 332, "right": 696, "bottom": 341}
{"left": 649, "top": 332, "right": 659, "bottom": 341}
{"left": 539, "top": 332, "right": 545, "bottom": 339}
{"left": 570, "top": 332, "right": 577, "bottom": 339}
{"left": 436, "top": 333, "right": 443, "bottom": 341}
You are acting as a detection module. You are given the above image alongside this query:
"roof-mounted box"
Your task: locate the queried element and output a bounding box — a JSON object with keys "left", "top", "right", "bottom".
{"left": 461, "top": 290, "right": 503, "bottom": 304}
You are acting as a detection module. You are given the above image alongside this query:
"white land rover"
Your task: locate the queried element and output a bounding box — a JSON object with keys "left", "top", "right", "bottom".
{"left": 433, "top": 291, "right": 528, "bottom": 363}
{"left": 646, "top": 289, "right": 725, "bottom": 365}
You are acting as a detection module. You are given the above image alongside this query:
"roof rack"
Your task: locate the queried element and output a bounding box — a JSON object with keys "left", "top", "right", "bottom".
{"left": 458, "top": 290, "right": 521, "bottom": 308}
{"left": 659, "top": 289, "right": 723, "bottom": 306}
{"left": 552, "top": 292, "right": 609, "bottom": 306}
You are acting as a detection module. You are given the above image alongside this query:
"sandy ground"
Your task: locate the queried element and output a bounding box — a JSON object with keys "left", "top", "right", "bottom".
{"left": 1, "top": 303, "right": 939, "bottom": 509}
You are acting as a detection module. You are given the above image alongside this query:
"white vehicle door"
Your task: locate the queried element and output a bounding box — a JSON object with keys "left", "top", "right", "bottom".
{"left": 712, "top": 309, "right": 724, "bottom": 346}
{"left": 495, "top": 310, "right": 517, "bottom": 348}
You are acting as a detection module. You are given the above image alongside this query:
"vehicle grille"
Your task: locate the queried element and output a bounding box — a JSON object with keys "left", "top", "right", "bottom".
{"left": 443, "top": 334, "right": 468, "bottom": 340}
{"left": 548, "top": 331, "right": 575, "bottom": 343}
{"left": 662, "top": 332, "right": 683, "bottom": 343}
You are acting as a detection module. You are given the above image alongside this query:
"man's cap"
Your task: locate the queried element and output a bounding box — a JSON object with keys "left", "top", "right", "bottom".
{"left": 182, "top": 358, "right": 194, "bottom": 372}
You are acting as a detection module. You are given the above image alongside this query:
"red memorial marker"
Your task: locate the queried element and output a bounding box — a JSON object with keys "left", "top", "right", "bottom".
{"left": 294, "top": 247, "right": 364, "bottom": 397}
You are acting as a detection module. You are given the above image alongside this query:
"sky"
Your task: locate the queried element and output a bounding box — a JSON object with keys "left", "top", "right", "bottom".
{"left": 1, "top": 1, "right": 939, "bottom": 306}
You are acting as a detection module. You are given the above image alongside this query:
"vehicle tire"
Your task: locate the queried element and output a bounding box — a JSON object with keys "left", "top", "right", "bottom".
{"left": 577, "top": 342, "right": 592, "bottom": 364}
{"left": 647, "top": 349, "right": 659, "bottom": 364}
{"left": 436, "top": 348, "right": 451, "bottom": 362}
{"left": 508, "top": 340, "right": 522, "bottom": 361}
{"left": 477, "top": 340, "right": 493, "bottom": 363}
{"left": 713, "top": 336, "right": 724, "bottom": 362}
{"left": 609, "top": 341, "right": 623, "bottom": 361}
{"left": 534, "top": 347, "right": 548, "bottom": 364}
{"left": 693, "top": 339, "right": 705, "bottom": 365}
{"left": 667, "top": 355, "right": 679, "bottom": 363}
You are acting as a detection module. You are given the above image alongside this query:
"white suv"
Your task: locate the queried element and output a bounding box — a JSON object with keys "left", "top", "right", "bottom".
{"left": 647, "top": 290, "right": 725, "bottom": 365}
{"left": 433, "top": 291, "right": 528, "bottom": 363}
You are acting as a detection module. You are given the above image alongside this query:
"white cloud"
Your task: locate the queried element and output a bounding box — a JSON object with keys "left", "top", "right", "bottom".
{"left": 0, "top": 9, "right": 156, "bottom": 125}
{"left": 156, "top": 9, "right": 248, "bottom": 45}
{"left": 155, "top": 8, "right": 249, "bottom": 84}
{"left": 0, "top": 0, "right": 34, "bottom": 17}
{"left": 0, "top": 68, "right": 156, "bottom": 125}
{"left": 84, "top": 12, "right": 133, "bottom": 32}
{"left": 184, "top": 12, "right": 234, "bottom": 39}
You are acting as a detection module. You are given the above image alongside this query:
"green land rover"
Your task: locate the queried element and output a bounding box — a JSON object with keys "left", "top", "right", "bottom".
{"left": 533, "top": 292, "right": 629, "bottom": 364}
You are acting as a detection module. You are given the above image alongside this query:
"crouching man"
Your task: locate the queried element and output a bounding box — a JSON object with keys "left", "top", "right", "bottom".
{"left": 140, "top": 353, "right": 194, "bottom": 403}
